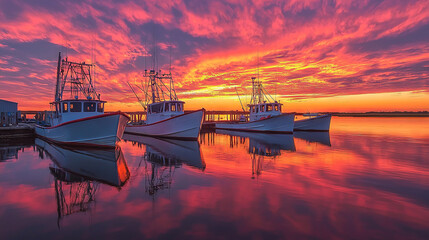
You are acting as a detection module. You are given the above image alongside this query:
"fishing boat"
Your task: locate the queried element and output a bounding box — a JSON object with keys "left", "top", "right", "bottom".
{"left": 294, "top": 113, "right": 331, "bottom": 131}
{"left": 215, "top": 77, "right": 295, "bottom": 133}
{"left": 35, "top": 52, "right": 129, "bottom": 147}
{"left": 125, "top": 69, "right": 204, "bottom": 140}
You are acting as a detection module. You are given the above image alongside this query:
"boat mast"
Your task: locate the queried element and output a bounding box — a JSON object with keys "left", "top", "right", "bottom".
{"left": 55, "top": 52, "right": 62, "bottom": 102}
{"left": 58, "top": 55, "right": 100, "bottom": 101}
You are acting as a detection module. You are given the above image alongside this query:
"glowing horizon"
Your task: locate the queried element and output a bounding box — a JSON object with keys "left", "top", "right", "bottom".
{"left": 0, "top": 0, "right": 428, "bottom": 112}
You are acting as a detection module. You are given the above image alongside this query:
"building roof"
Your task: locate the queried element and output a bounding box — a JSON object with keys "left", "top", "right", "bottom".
{"left": 0, "top": 99, "right": 17, "bottom": 105}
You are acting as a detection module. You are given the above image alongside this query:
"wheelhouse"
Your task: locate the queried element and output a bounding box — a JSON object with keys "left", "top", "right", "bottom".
{"left": 248, "top": 102, "right": 282, "bottom": 122}
{"left": 146, "top": 100, "right": 185, "bottom": 124}
{"left": 49, "top": 99, "right": 106, "bottom": 125}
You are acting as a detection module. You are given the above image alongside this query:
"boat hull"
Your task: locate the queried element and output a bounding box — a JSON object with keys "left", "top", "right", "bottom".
{"left": 215, "top": 113, "right": 295, "bottom": 133}
{"left": 124, "top": 109, "right": 204, "bottom": 140}
{"left": 35, "top": 112, "right": 129, "bottom": 148}
{"left": 294, "top": 114, "right": 331, "bottom": 131}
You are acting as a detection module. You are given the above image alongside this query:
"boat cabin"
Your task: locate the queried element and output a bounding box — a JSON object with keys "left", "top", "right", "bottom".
{"left": 248, "top": 102, "right": 282, "bottom": 122}
{"left": 49, "top": 99, "right": 106, "bottom": 126}
{"left": 146, "top": 100, "right": 184, "bottom": 124}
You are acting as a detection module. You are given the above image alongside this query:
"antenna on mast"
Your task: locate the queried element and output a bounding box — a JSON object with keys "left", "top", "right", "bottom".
{"left": 169, "top": 43, "right": 172, "bottom": 100}
{"left": 257, "top": 51, "right": 260, "bottom": 81}
{"left": 144, "top": 39, "right": 147, "bottom": 71}
{"left": 55, "top": 52, "right": 62, "bottom": 102}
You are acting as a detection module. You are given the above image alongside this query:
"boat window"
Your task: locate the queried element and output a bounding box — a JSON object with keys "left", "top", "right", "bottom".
{"left": 274, "top": 105, "right": 279, "bottom": 111}
{"left": 256, "top": 106, "right": 259, "bottom": 113}
{"left": 62, "top": 102, "right": 68, "bottom": 112}
{"left": 267, "top": 105, "right": 273, "bottom": 111}
{"left": 70, "top": 102, "right": 82, "bottom": 112}
{"left": 171, "top": 104, "right": 176, "bottom": 112}
{"left": 261, "top": 105, "right": 265, "bottom": 112}
{"left": 177, "top": 103, "right": 182, "bottom": 112}
{"left": 84, "top": 102, "right": 96, "bottom": 112}
{"left": 164, "top": 103, "right": 169, "bottom": 112}
{"left": 151, "top": 103, "right": 162, "bottom": 113}
{"left": 97, "top": 102, "right": 104, "bottom": 112}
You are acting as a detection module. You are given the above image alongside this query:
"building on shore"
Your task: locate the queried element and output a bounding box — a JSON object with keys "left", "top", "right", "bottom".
{"left": 0, "top": 99, "right": 19, "bottom": 126}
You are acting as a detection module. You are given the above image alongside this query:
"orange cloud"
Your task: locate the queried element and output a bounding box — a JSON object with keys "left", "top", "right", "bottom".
{"left": 0, "top": 0, "right": 428, "bottom": 111}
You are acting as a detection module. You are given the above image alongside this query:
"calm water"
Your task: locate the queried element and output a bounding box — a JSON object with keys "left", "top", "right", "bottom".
{"left": 1, "top": 117, "right": 428, "bottom": 239}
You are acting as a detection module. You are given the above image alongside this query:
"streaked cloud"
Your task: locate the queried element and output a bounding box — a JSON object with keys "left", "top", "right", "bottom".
{"left": 0, "top": 0, "right": 428, "bottom": 111}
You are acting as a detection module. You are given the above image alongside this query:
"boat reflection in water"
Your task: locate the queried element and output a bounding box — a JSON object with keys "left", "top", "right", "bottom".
{"left": 122, "top": 134, "right": 205, "bottom": 195}
{"left": 35, "top": 138, "right": 130, "bottom": 227}
{"left": 215, "top": 129, "right": 296, "bottom": 153}
{"left": 0, "top": 137, "right": 34, "bottom": 162}
{"left": 293, "top": 131, "right": 331, "bottom": 146}
{"left": 214, "top": 130, "right": 295, "bottom": 178}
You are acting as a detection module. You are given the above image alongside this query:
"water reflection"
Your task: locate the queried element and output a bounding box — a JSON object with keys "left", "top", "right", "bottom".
{"left": 210, "top": 130, "right": 296, "bottom": 179}
{"left": 35, "top": 138, "right": 130, "bottom": 227}
{"left": 123, "top": 134, "right": 205, "bottom": 195}
{"left": 0, "top": 138, "right": 34, "bottom": 161}
{"left": 35, "top": 138, "right": 130, "bottom": 187}
{"left": 293, "top": 131, "right": 331, "bottom": 146}
{"left": 215, "top": 129, "right": 296, "bottom": 153}
{"left": 0, "top": 118, "right": 428, "bottom": 239}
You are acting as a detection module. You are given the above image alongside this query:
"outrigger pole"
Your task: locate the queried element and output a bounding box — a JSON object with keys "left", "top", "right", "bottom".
{"left": 235, "top": 87, "right": 246, "bottom": 112}
{"left": 127, "top": 82, "right": 146, "bottom": 110}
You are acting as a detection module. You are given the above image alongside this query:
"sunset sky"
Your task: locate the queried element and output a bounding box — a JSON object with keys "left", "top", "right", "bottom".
{"left": 0, "top": 0, "right": 428, "bottom": 112}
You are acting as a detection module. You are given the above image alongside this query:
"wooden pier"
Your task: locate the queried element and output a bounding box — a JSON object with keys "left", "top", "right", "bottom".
{"left": 125, "top": 110, "right": 250, "bottom": 123}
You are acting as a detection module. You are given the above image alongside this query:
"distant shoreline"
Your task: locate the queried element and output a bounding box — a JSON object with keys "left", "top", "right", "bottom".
{"left": 19, "top": 110, "right": 429, "bottom": 118}
{"left": 312, "top": 112, "right": 429, "bottom": 117}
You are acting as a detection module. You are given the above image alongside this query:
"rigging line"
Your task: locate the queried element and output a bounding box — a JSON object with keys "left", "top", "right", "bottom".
{"left": 135, "top": 84, "right": 149, "bottom": 97}
{"left": 235, "top": 87, "right": 246, "bottom": 112}
{"left": 261, "top": 85, "right": 275, "bottom": 102}
{"left": 127, "top": 82, "right": 146, "bottom": 110}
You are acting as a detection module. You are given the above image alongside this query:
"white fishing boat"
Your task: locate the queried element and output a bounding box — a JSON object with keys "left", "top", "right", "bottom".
{"left": 215, "top": 77, "right": 295, "bottom": 133}
{"left": 125, "top": 69, "right": 204, "bottom": 140}
{"left": 35, "top": 53, "right": 129, "bottom": 147}
{"left": 294, "top": 114, "right": 331, "bottom": 131}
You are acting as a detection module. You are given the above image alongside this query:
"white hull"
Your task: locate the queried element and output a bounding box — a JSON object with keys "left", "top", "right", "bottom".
{"left": 125, "top": 110, "right": 204, "bottom": 140}
{"left": 294, "top": 114, "right": 331, "bottom": 131}
{"left": 215, "top": 113, "right": 295, "bottom": 133}
{"left": 35, "top": 112, "right": 129, "bottom": 147}
{"left": 123, "top": 133, "right": 205, "bottom": 169}
{"left": 36, "top": 138, "right": 130, "bottom": 187}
